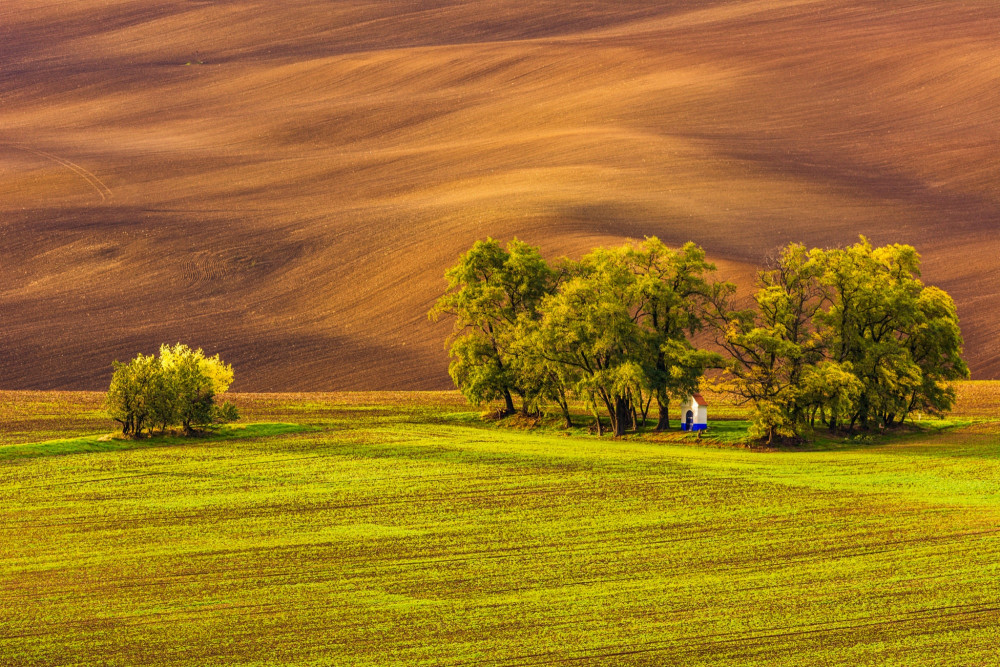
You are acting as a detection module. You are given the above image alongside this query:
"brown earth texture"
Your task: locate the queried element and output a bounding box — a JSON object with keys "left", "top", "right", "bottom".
{"left": 2, "top": 0, "right": 999, "bottom": 391}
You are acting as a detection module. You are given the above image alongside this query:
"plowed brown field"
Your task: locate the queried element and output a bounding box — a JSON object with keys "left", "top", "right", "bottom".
{"left": 3, "top": 1, "right": 999, "bottom": 390}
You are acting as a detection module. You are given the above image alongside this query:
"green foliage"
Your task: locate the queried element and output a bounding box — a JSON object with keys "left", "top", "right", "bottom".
{"left": 437, "top": 236, "right": 967, "bottom": 443}
{"left": 709, "top": 237, "right": 968, "bottom": 442}
{"left": 445, "top": 333, "right": 515, "bottom": 409}
{"left": 707, "top": 243, "right": 829, "bottom": 443}
{"left": 105, "top": 344, "right": 238, "bottom": 438}
{"left": 106, "top": 353, "right": 161, "bottom": 437}
{"left": 435, "top": 237, "right": 722, "bottom": 437}
{"left": 628, "top": 239, "right": 725, "bottom": 428}
{"left": 820, "top": 239, "right": 969, "bottom": 428}
{"left": 798, "top": 361, "right": 863, "bottom": 431}
{"left": 213, "top": 401, "right": 240, "bottom": 425}
{"left": 159, "top": 343, "right": 216, "bottom": 433}
{"left": 533, "top": 246, "right": 645, "bottom": 435}
{"left": 430, "top": 238, "right": 557, "bottom": 415}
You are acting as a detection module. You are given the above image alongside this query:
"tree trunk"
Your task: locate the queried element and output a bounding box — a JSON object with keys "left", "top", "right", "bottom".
{"left": 598, "top": 392, "right": 617, "bottom": 435}
{"left": 613, "top": 396, "right": 629, "bottom": 437}
{"left": 655, "top": 399, "right": 670, "bottom": 431}
{"left": 591, "top": 407, "right": 604, "bottom": 436}
{"left": 559, "top": 395, "right": 573, "bottom": 429}
{"left": 502, "top": 387, "right": 515, "bottom": 417}
{"left": 903, "top": 390, "right": 918, "bottom": 425}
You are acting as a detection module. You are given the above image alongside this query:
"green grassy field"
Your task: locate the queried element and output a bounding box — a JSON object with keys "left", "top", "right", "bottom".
{"left": 3, "top": 387, "right": 1000, "bottom": 665}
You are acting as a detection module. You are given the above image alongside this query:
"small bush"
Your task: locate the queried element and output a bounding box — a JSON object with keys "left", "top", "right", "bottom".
{"left": 213, "top": 401, "right": 240, "bottom": 425}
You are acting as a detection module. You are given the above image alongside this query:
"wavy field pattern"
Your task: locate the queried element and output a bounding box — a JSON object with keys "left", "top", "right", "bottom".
{"left": 2, "top": 1, "right": 999, "bottom": 389}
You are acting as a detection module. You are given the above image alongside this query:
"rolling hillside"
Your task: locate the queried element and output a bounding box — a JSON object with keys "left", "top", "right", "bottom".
{"left": 3, "top": 0, "right": 999, "bottom": 390}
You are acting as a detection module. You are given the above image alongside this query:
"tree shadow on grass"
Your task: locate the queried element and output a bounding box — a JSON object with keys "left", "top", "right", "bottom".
{"left": 0, "top": 423, "right": 314, "bottom": 461}
{"left": 779, "top": 419, "right": 975, "bottom": 453}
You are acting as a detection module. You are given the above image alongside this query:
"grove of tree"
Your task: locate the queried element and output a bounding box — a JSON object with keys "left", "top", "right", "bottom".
{"left": 106, "top": 343, "right": 239, "bottom": 437}
{"left": 433, "top": 237, "right": 968, "bottom": 444}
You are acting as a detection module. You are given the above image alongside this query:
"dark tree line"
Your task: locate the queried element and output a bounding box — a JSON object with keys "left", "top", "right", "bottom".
{"left": 432, "top": 236, "right": 968, "bottom": 444}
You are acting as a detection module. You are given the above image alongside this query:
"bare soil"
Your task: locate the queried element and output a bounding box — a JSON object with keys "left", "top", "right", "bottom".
{"left": 3, "top": 1, "right": 999, "bottom": 389}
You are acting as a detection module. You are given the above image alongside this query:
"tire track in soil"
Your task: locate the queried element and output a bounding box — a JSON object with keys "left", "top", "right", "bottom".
{"left": 2, "top": 142, "right": 113, "bottom": 203}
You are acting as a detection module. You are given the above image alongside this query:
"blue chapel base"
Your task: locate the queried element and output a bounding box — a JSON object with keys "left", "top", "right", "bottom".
{"left": 682, "top": 424, "right": 708, "bottom": 432}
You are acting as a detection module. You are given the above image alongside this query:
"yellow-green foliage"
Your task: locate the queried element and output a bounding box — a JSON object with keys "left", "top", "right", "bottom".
{"left": 2, "top": 389, "right": 1000, "bottom": 665}
{"left": 159, "top": 343, "right": 234, "bottom": 395}
{"left": 106, "top": 344, "right": 237, "bottom": 437}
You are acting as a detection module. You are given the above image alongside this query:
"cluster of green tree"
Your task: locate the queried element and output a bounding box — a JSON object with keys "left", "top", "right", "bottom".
{"left": 431, "top": 237, "right": 968, "bottom": 444}
{"left": 712, "top": 239, "right": 968, "bottom": 443}
{"left": 430, "top": 237, "right": 727, "bottom": 437}
{"left": 106, "top": 343, "right": 239, "bottom": 437}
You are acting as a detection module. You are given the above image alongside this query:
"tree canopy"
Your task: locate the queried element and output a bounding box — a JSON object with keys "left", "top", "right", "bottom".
{"left": 429, "top": 238, "right": 557, "bottom": 416}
